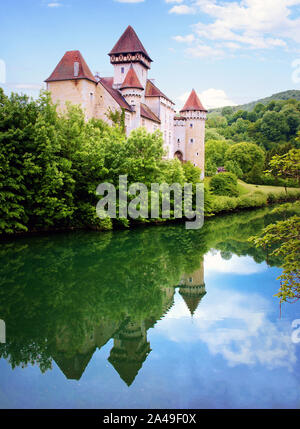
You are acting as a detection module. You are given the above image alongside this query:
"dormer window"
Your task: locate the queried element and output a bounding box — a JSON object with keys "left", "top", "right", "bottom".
{"left": 74, "top": 62, "right": 79, "bottom": 77}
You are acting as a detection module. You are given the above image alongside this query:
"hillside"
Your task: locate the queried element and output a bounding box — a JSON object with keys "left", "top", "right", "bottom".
{"left": 208, "top": 90, "right": 300, "bottom": 114}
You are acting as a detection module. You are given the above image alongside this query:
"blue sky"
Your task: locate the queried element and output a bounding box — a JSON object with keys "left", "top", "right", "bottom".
{"left": 0, "top": 0, "right": 300, "bottom": 110}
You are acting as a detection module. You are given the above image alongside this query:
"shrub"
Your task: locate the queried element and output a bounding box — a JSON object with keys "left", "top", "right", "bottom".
{"left": 211, "top": 196, "right": 238, "bottom": 213}
{"left": 210, "top": 172, "right": 239, "bottom": 197}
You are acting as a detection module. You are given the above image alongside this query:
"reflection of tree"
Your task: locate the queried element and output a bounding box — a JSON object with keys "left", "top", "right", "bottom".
{"left": 0, "top": 206, "right": 293, "bottom": 383}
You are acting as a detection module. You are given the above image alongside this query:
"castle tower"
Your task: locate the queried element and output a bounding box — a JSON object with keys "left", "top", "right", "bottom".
{"left": 108, "top": 320, "right": 151, "bottom": 386}
{"left": 120, "top": 65, "right": 144, "bottom": 132}
{"left": 45, "top": 50, "right": 97, "bottom": 120}
{"left": 108, "top": 25, "right": 152, "bottom": 90}
{"left": 179, "top": 261, "right": 206, "bottom": 316}
{"left": 174, "top": 89, "right": 207, "bottom": 179}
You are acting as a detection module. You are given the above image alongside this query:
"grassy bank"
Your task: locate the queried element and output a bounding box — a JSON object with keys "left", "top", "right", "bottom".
{"left": 209, "top": 179, "right": 300, "bottom": 215}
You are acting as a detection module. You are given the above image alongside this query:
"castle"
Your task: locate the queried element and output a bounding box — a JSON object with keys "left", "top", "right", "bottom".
{"left": 45, "top": 26, "right": 206, "bottom": 177}
{"left": 52, "top": 262, "right": 206, "bottom": 384}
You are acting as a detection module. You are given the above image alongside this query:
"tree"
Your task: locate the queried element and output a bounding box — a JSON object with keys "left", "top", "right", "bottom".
{"left": 225, "top": 142, "right": 265, "bottom": 176}
{"left": 250, "top": 215, "right": 300, "bottom": 303}
{"left": 205, "top": 140, "right": 230, "bottom": 172}
{"left": 105, "top": 107, "right": 126, "bottom": 134}
{"left": 261, "top": 111, "right": 289, "bottom": 142}
{"left": 210, "top": 172, "right": 239, "bottom": 197}
{"left": 224, "top": 160, "right": 243, "bottom": 178}
{"left": 221, "top": 106, "right": 234, "bottom": 117}
{"left": 266, "top": 148, "right": 300, "bottom": 191}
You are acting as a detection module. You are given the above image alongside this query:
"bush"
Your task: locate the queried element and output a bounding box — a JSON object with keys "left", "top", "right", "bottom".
{"left": 211, "top": 196, "right": 238, "bottom": 213}
{"left": 210, "top": 172, "right": 239, "bottom": 197}
{"left": 267, "top": 190, "right": 300, "bottom": 204}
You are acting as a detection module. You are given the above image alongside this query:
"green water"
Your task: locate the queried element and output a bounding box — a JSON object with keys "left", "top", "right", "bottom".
{"left": 0, "top": 207, "right": 300, "bottom": 408}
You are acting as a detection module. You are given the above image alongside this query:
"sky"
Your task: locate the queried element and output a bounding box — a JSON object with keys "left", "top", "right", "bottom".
{"left": 0, "top": 0, "right": 300, "bottom": 110}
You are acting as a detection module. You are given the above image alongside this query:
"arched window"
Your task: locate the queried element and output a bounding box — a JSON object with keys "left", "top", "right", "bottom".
{"left": 174, "top": 151, "right": 183, "bottom": 162}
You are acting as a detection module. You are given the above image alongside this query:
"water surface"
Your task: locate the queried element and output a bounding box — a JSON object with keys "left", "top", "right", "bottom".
{"left": 0, "top": 207, "right": 300, "bottom": 409}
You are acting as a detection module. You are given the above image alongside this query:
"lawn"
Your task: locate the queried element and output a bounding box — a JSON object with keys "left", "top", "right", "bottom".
{"left": 237, "top": 180, "right": 299, "bottom": 196}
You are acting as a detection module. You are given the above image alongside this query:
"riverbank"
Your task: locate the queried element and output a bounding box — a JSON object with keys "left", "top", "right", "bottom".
{"left": 1, "top": 186, "right": 299, "bottom": 239}
{"left": 209, "top": 180, "right": 300, "bottom": 214}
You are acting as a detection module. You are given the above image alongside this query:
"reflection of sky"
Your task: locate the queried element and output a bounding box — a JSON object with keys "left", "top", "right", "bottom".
{"left": 1, "top": 252, "right": 300, "bottom": 409}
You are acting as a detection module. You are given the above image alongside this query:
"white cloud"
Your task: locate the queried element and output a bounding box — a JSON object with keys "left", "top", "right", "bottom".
{"left": 173, "top": 34, "right": 195, "bottom": 43}
{"left": 178, "top": 88, "right": 237, "bottom": 109}
{"left": 47, "top": 2, "right": 62, "bottom": 7}
{"left": 114, "top": 0, "right": 144, "bottom": 2}
{"left": 171, "top": 0, "right": 300, "bottom": 56}
{"left": 169, "top": 4, "right": 196, "bottom": 14}
{"left": 157, "top": 288, "right": 297, "bottom": 370}
{"left": 165, "top": 0, "right": 183, "bottom": 3}
{"left": 204, "top": 251, "right": 266, "bottom": 275}
{"left": 186, "top": 43, "right": 224, "bottom": 58}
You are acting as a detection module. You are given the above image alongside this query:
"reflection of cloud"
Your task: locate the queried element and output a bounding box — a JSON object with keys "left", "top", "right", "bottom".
{"left": 205, "top": 251, "right": 267, "bottom": 275}
{"left": 158, "top": 289, "right": 296, "bottom": 371}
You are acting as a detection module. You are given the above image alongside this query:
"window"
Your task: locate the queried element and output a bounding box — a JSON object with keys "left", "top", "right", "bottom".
{"left": 190, "top": 123, "right": 193, "bottom": 128}
{"left": 190, "top": 138, "right": 194, "bottom": 143}
{"left": 177, "top": 138, "right": 180, "bottom": 143}
{"left": 196, "top": 152, "right": 199, "bottom": 156}
{"left": 90, "top": 93, "right": 94, "bottom": 103}
{"left": 121, "top": 67, "right": 125, "bottom": 74}
{"left": 74, "top": 62, "right": 79, "bottom": 77}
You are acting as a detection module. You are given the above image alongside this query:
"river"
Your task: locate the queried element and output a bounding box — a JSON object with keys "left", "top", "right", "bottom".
{"left": 0, "top": 206, "right": 299, "bottom": 408}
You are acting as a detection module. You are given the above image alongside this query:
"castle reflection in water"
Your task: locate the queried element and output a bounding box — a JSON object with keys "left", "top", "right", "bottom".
{"left": 52, "top": 262, "right": 205, "bottom": 385}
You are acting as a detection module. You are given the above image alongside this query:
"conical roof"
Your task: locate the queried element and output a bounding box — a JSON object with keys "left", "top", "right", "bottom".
{"left": 180, "top": 294, "right": 203, "bottom": 316}
{"left": 45, "top": 50, "right": 97, "bottom": 83}
{"left": 109, "top": 26, "right": 152, "bottom": 62}
{"left": 180, "top": 89, "right": 207, "bottom": 112}
{"left": 120, "top": 65, "right": 143, "bottom": 90}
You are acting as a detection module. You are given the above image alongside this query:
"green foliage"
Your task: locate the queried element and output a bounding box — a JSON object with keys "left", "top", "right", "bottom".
{"left": 210, "top": 172, "right": 239, "bottom": 197}
{"left": 225, "top": 142, "right": 265, "bottom": 176}
{"left": 224, "top": 160, "right": 243, "bottom": 178}
{"left": 1, "top": 204, "right": 294, "bottom": 372}
{"left": 250, "top": 216, "right": 300, "bottom": 303}
{"left": 205, "top": 139, "right": 231, "bottom": 174}
{"left": 206, "top": 96, "right": 300, "bottom": 154}
{"left": 260, "top": 111, "right": 289, "bottom": 142}
{"left": 0, "top": 90, "right": 75, "bottom": 233}
{"left": 0, "top": 89, "right": 205, "bottom": 234}
{"left": 266, "top": 148, "right": 300, "bottom": 188}
{"left": 182, "top": 161, "right": 201, "bottom": 184}
{"left": 105, "top": 107, "right": 126, "bottom": 134}
{"left": 209, "top": 90, "right": 300, "bottom": 114}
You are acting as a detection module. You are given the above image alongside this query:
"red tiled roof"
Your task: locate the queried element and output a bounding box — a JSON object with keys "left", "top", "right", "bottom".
{"left": 140, "top": 103, "right": 161, "bottom": 124}
{"left": 145, "top": 79, "right": 174, "bottom": 105}
{"left": 109, "top": 26, "right": 152, "bottom": 62}
{"left": 120, "top": 66, "right": 143, "bottom": 90}
{"left": 45, "top": 50, "right": 97, "bottom": 83}
{"left": 99, "top": 77, "right": 132, "bottom": 111}
{"left": 180, "top": 89, "right": 207, "bottom": 112}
